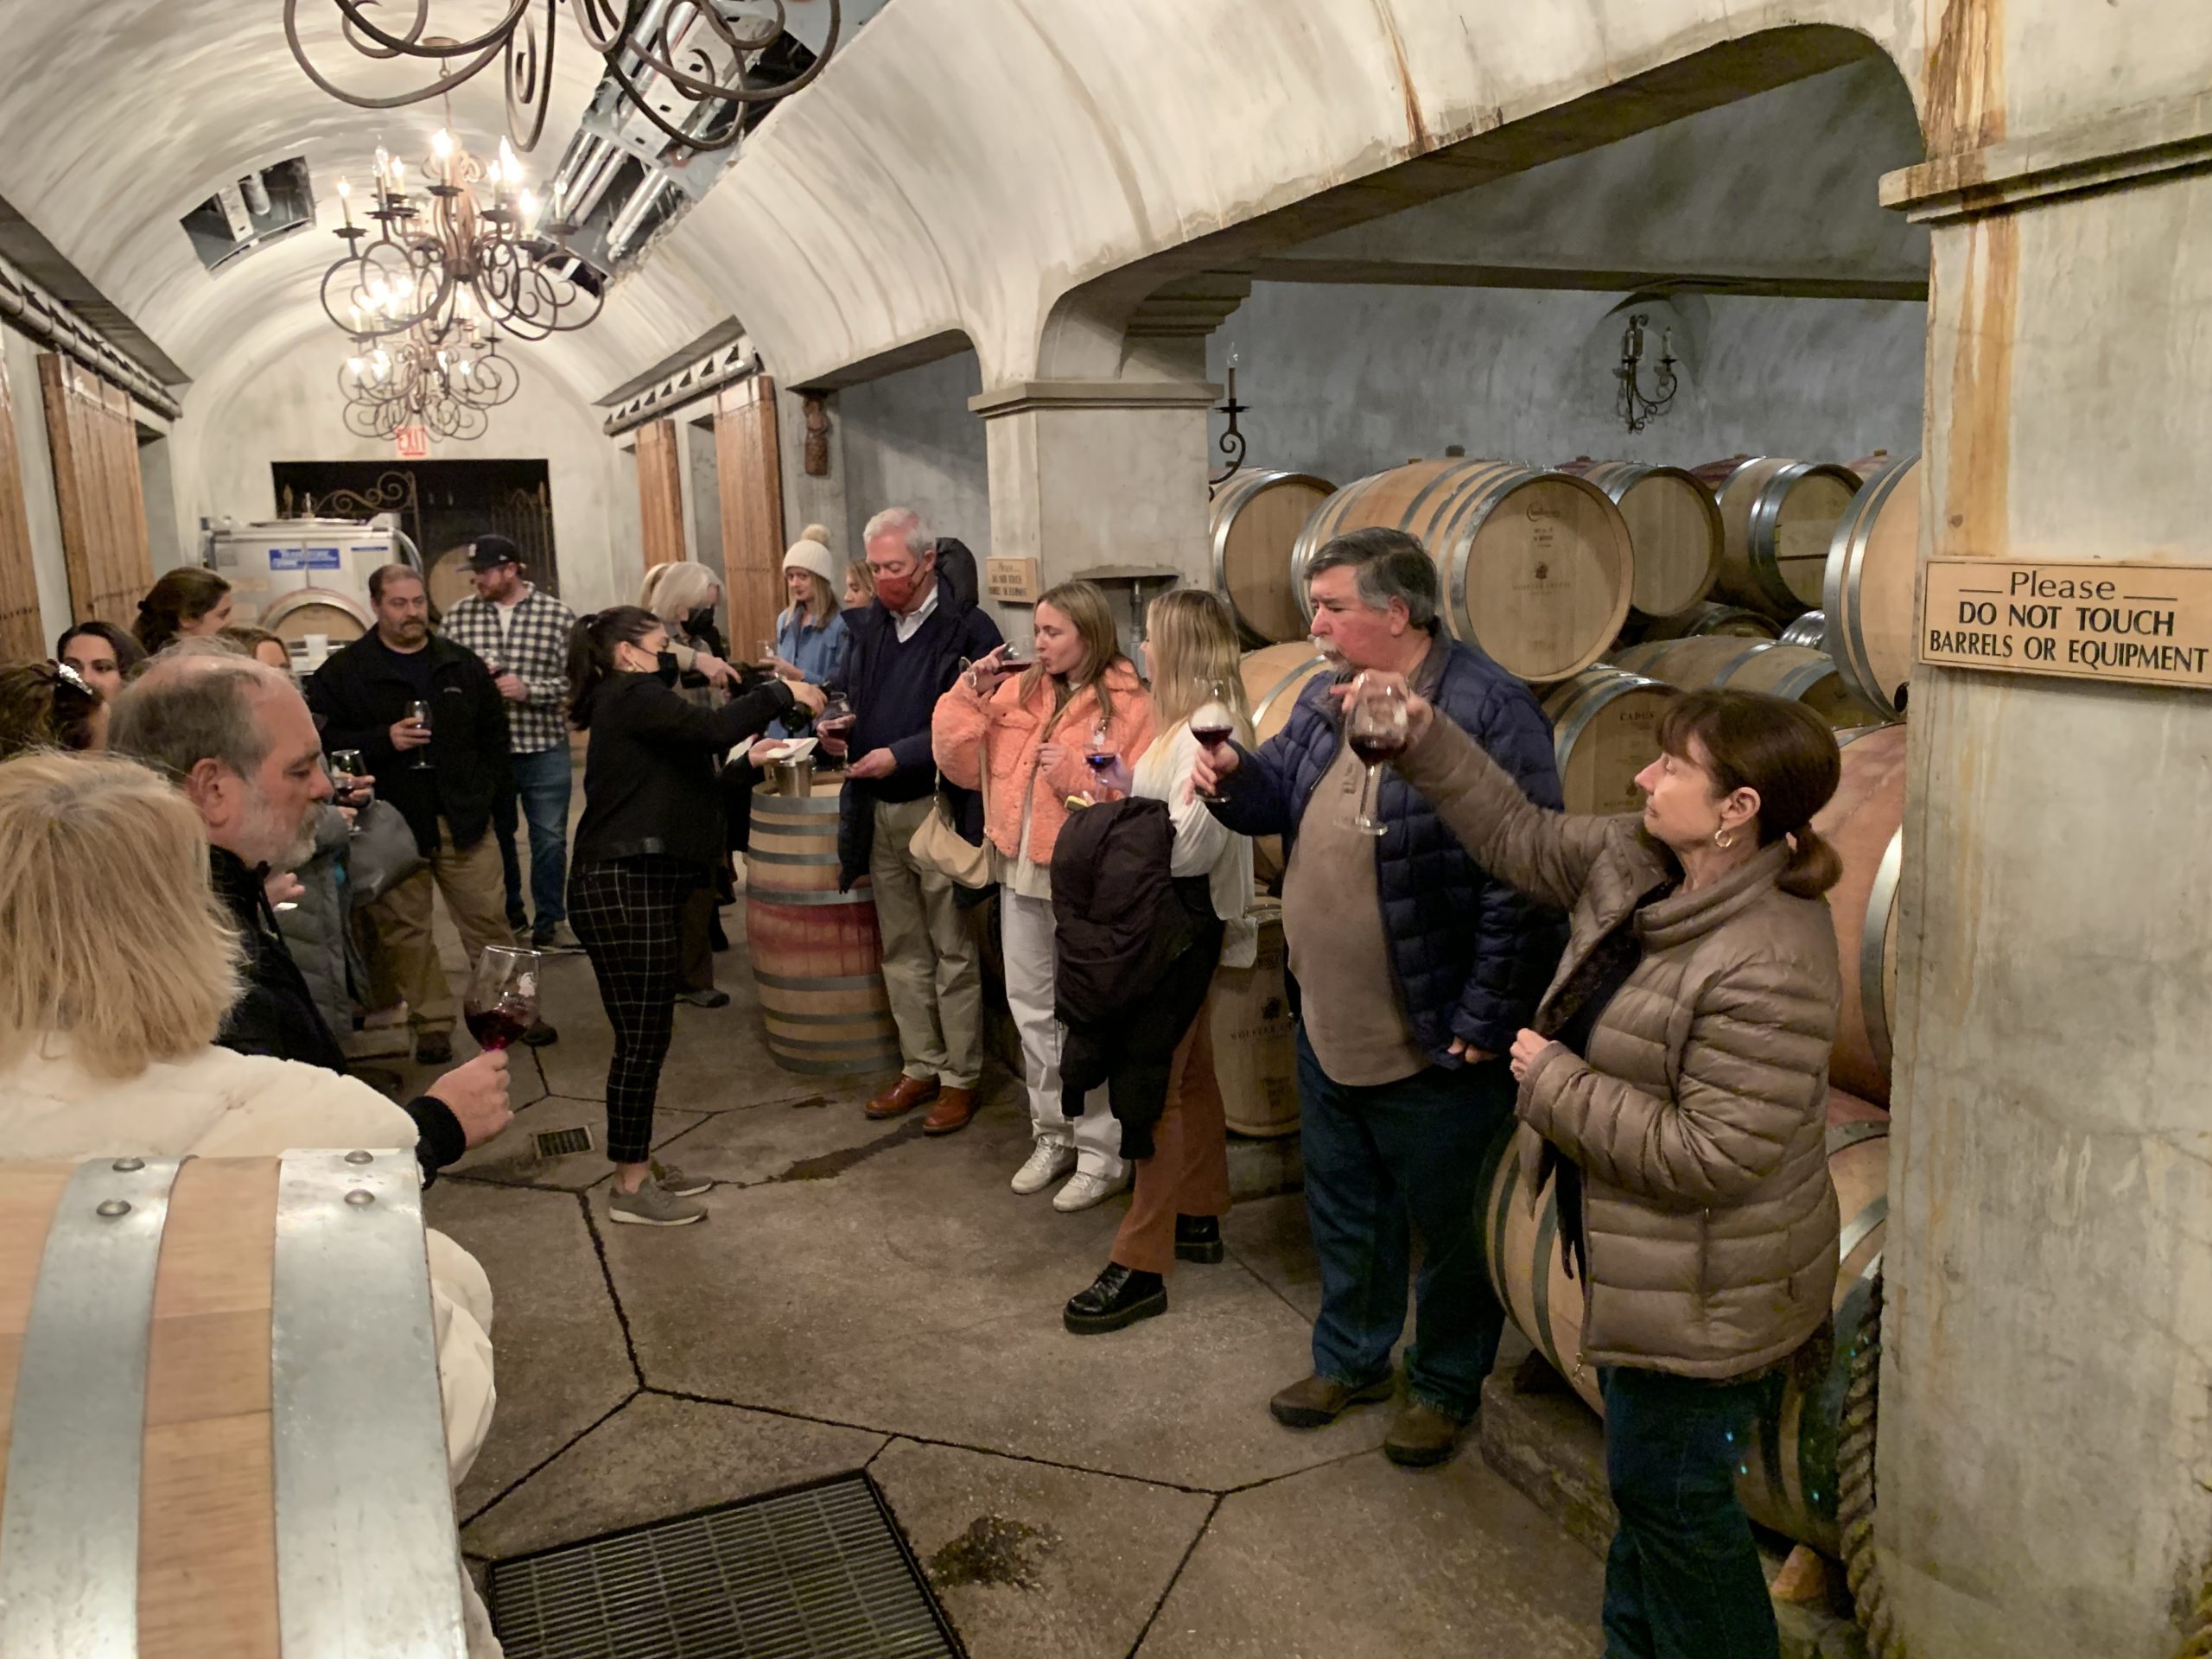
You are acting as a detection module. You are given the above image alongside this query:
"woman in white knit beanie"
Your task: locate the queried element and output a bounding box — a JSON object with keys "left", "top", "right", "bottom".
{"left": 761, "top": 524, "right": 849, "bottom": 740}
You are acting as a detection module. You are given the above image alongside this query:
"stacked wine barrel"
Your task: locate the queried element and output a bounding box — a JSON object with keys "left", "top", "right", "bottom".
{"left": 1207, "top": 469, "right": 1336, "bottom": 646}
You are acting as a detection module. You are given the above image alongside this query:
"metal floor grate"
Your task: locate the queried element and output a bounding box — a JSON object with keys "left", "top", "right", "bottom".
{"left": 486, "top": 1474, "right": 959, "bottom": 1659}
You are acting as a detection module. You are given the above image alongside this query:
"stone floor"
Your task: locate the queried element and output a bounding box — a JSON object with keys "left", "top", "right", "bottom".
{"left": 391, "top": 890, "right": 1609, "bottom": 1657}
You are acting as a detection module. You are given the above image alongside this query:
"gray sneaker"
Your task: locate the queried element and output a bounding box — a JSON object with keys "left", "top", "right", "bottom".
{"left": 651, "top": 1161, "right": 711, "bottom": 1197}
{"left": 609, "top": 1178, "right": 707, "bottom": 1227}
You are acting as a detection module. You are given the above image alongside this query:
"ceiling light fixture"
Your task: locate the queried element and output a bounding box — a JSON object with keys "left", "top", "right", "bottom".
{"left": 340, "top": 313, "right": 518, "bottom": 442}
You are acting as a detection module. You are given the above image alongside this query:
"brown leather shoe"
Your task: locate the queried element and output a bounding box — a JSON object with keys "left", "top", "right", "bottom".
{"left": 1268, "top": 1371, "right": 1396, "bottom": 1429}
{"left": 866, "top": 1075, "right": 939, "bottom": 1119}
{"left": 922, "top": 1086, "right": 977, "bottom": 1135}
{"left": 1382, "top": 1398, "right": 1465, "bottom": 1467}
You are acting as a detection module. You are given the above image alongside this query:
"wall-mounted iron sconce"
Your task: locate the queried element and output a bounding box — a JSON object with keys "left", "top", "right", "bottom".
{"left": 1209, "top": 347, "right": 1248, "bottom": 498}
{"left": 1616, "top": 314, "right": 1679, "bottom": 432}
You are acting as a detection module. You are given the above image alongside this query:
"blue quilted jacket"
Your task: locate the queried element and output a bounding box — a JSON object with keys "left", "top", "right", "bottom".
{"left": 1211, "top": 636, "right": 1567, "bottom": 1065}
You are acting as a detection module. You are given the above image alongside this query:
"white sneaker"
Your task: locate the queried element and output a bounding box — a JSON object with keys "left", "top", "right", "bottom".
{"left": 1052, "top": 1169, "right": 1130, "bottom": 1213}
{"left": 1011, "top": 1141, "right": 1077, "bottom": 1195}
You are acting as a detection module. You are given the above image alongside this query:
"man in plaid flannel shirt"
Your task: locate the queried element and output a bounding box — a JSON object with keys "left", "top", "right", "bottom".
{"left": 440, "top": 536, "right": 581, "bottom": 951}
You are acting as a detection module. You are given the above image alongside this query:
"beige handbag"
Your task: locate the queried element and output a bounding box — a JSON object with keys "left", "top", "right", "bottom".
{"left": 907, "top": 725, "right": 995, "bottom": 888}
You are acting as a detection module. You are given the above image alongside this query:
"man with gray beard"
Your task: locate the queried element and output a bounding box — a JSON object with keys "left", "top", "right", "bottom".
{"left": 111, "top": 652, "right": 511, "bottom": 1174}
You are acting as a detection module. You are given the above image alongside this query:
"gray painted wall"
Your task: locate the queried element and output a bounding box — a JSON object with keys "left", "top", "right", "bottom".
{"left": 1206, "top": 282, "right": 1925, "bottom": 487}
{"left": 839, "top": 349, "right": 991, "bottom": 561}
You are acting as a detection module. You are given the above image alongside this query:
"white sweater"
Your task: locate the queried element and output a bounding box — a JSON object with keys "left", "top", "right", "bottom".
{"left": 1133, "top": 720, "right": 1258, "bottom": 969}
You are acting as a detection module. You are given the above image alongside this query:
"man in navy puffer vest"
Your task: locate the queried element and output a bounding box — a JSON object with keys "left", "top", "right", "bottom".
{"left": 1202, "top": 526, "right": 1566, "bottom": 1467}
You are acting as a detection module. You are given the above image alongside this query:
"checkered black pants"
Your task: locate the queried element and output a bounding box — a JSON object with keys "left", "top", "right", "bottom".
{"left": 569, "top": 855, "right": 704, "bottom": 1165}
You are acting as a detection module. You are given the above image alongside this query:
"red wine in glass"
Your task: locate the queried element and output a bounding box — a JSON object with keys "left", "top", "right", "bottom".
{"left": 1348, "top": 730, "right": 1406, "bottom": 766}
{"left": 463, "top": 944, "right": 539, "bottom": 1051}
{"left": 1345, "top": 678, "right": 1408, "bottom": 836}
{"left": 1192, "top": 682, "right": 1237, "bottom": 804}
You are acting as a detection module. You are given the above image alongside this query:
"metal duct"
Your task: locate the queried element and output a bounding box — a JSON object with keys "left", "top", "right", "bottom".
{"left": 0, "top": 252, "right": 181, "bottom": 419}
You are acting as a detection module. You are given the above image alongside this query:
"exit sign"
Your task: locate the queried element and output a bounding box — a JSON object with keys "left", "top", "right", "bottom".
{"left": 395, "top": 425, "right": 430, "bottom": 461}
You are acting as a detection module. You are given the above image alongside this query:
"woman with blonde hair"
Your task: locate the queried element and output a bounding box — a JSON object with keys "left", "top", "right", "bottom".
{"left": 134, "top": 567, "right": 233, "bottom": 655}
{"left": 640, "top": 559, "right": 740, "bottom": 1001}
{"left": 843, "top": 557, "right": 875, "bottom": 612}
{"left": 638, "top": 560, "right": 732, "bottom": 691}
{"left": 0, "top": 749, "right": 502, "bottom": 1654}
{"left": 1060, "top": 587, "right": 1255, "bottom": 1331}
{"left": 760, "top": 524, "right": 848, "bottom": 743}
{"left": 933, "top": 579, "right": 1154, "bottom": 1210}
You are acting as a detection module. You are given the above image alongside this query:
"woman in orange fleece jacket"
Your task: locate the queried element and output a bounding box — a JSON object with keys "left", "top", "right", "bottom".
{"left": 933, "top": 579, "right": 1154, "bottom": 1212}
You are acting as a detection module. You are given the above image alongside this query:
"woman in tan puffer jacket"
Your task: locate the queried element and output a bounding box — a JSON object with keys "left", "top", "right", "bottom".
{"left": 1386, "top": 683, "right": 1843, "bottom": 1659}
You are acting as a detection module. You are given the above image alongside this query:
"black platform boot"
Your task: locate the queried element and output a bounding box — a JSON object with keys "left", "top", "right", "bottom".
{"left": 1062, "top": 1263, "right": 1167, "bottom": 1334}
{"left": 1175, "top": 1214, "right": 1224, "bottom": 1264}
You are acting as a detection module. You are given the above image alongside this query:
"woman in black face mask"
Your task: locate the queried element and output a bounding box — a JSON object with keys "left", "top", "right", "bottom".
{"left": 564, "top": 607, "right": 827, "bottom": 1226}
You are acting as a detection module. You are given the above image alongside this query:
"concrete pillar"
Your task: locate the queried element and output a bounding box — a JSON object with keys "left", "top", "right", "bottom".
{"left": 1880, "top": 113, "right": 2212, "bottom": 1659}
{"left": 969, "top": 378, "right": 1215, "bottom": 639}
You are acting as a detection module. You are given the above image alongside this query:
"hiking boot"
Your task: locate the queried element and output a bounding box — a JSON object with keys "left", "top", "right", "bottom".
{"left": 1268, "top": 1372, "right": 1395, "bottom": 1429}
{"left": 1383, "top": 1398, "right": 1466, "bottom": 1468}
{"left": 1063, "top": 1264, "right": 1167, "bottom": 1334}
{"left": 609, "top": 1179, "right": 706, "bottom": 1227}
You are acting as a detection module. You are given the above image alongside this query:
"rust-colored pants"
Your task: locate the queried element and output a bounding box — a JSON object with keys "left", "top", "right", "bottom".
{"left": 1111, "top": 998, "right": 1232, "bottom": 1276}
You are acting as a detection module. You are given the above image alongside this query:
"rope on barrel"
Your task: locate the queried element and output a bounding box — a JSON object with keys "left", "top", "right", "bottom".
{"left": 1838, "top": 1266, "right": 1904, "bottom": 1657}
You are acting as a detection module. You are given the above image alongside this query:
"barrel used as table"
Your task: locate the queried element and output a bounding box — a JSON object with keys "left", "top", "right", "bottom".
{"left": 1238, "top": 643, "right": 1331, "bottom": 888}
{"left": 1294, "top": 460, "right": 1633, "bottom": 683}
{"left": 1557, "top": 459, "right": 1722, "bottom": 622}
{"left": 1539, "top": 666, "right": 1677, "bottom": 817}
{"left": 0, "top": 1152, "right": 465, "bottom": 1657}
{"left": 745, "top": 776, "right": 901, "bottom": 1077}
{"left": 1209, "top": 469, "right": 1334, "bottom": 646}
{"left": 1211, "top": 900, "right": 1298, "bottom": 1137}
{"left": 1822, "top": 453, "right": 1921, "bottom": 720}
{"left": 1611, "top": 638, "right": 1885, "bottom": 730}
{"left": 1633, "top": 600, "right": 1781, "bottom": 642}
{"left": 1812, "top": 722, "right": 1906, "bottom": 1104}
{"left": 1481, "top": 1087, "right": 1891, "bottom": 1557}
{"left": 1692, "top": 455, "right": 1863, "bottom": 621}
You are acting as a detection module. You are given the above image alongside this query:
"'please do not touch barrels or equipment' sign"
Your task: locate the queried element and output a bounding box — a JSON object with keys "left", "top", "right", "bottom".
{"left": 1921, "top": 558, "right": 2212, "bottom": 691}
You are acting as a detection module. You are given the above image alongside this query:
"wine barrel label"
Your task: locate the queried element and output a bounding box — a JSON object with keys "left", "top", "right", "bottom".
{"left": 1922, "top": 558, "right": 2212, "bottom": 690}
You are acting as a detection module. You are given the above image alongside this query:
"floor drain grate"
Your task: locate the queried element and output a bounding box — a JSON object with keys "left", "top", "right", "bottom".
{"left": 532, "top": 1126, "right": 594, "bottom": 1159}
{"left": 486, "top": 1473, "right": 959, "bottom": 1658}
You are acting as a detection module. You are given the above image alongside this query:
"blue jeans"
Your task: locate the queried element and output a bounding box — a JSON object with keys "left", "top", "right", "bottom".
{"left": 1294, "top": 1026, "right": 1514, "bottom": 1420}
{"left": 1599, "top": 1365, "right": 1779, "bottom": 1659}
{"left": 495, "top": 747, "right": 573, "bottom": 932}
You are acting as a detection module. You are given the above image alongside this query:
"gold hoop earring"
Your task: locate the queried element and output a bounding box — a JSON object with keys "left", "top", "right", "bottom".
{"left": 1713, "top": 829, "right": 1735, "bottom": 850}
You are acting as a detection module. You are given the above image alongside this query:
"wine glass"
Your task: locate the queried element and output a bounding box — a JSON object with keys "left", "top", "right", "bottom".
{"left": 463, "top": 944, "right": 540, "bottom": 1052}
{"left": 405, "top": 699, "right": 434, "bottom": 770}
{"left": 1344, "top": 677, "right": 1408, "bottom": 837}
{"left": 329, "top": 749, "right": 371, "bottom": 836}
{"left": 1190, "top": 681, "right": 1236, "bottom": 805}
{"left": 816, "top": 690, "right": 854, "bottom": 753}
{"left": 1084, "top": 721, "right": 1118, "bottom": 791}
{"left": 756, "top": 637, "right": 778, "bottom": 667}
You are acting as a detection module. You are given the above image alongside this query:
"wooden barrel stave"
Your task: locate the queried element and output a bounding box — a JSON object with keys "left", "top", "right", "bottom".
{"left": 1294, "top": 461, "right": 1634, "bottom": 683}
{"left": 1822, "top": 454, "right": 1922, "bottom": 721}
{"left": 1209, "top": 469, "right": 1335, "bottom": 646}
{"left": 1557, "top": 459, "right": 1723, "bottom": 621}
{"left": 1811, "top": 722, "right": 1906, "bottom": 1103}
{"left": 745, "top": 779, "right": 901, "bottom": 1076}
{"left": 1540, "top": 667, "right": 1677, "bottom": 817}
{"left": 426, "top": 545, "right": 475, "bottom": 620}
{"left": 1211, "top": 902, "right": 1298, "bottom": 1137}
{"left": 261, "top": 587, "right": 372, "bottom": 645}
{"left": 1611, "top": 638, "right": 1883, "bottom": 731}
{"left": 1482, "top": 1090, "right": 1889, "bottom": 1556}
{"left": 1694, "top": 456, "right": 1863, "bottom": 621}
{"left": 1238, "top": 644, "right": 1331, "bottom": 889}
{"left": 1633, "top": 600, "right": 1781, "bottom": 642}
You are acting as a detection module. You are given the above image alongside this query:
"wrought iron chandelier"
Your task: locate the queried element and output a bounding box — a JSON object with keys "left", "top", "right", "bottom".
{"left": 1615, "top": 312, "right": 1680, "bottom": 433}
{"left": 322, "top": 128, "right": 602, "bottom": 345}
{"left": 340, "top": 313, "right": 518, "bottom": 442}
{"left": 283, "top": 0, "right": 842, "bottom": 157}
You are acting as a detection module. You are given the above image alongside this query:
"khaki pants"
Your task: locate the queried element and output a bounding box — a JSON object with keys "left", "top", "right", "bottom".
{"left": 365, "top": 823, "right": 515, "bottom": 1033}
{"left": 869, "top": 795, "right": 982, "bottom": 1089}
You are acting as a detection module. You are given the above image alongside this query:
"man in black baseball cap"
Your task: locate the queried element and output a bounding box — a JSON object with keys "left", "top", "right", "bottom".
{"left": 439, "top": 534, "right": 582, "bottom": 973}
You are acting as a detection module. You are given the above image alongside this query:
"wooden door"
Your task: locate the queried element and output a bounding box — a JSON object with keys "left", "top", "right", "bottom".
{"left": 38, "top": 354, "right": 151, "bottom": 626}
{"left": 0, "top": 353, "right": 41, "bottom": 662}
{"left": 715, "top": 375, "right": 784, "bottom": 660}
{"left": 634, "top": 419, "right": 685, "bottom": 570}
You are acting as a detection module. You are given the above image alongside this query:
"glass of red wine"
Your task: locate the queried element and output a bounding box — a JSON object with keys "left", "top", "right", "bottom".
{"left": 463, "top": 944, "right": 541, "bottom": 1052}
{"left": 1190, "top": 680, "right": 1237, "bottom": 805}
{"left": 1345, "top": 676, "right": 1408, "bottom": 837}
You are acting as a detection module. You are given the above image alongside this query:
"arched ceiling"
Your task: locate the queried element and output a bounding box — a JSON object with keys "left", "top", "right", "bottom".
{"left": 0, "top": 0, "right": 733, "bottom": 400}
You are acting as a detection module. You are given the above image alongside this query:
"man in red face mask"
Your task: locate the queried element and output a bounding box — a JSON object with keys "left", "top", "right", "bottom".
{"left": 820, "top": 507, "right": 1003, "bottom": 1134}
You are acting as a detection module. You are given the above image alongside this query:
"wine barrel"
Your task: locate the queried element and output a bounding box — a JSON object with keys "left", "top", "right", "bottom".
{"left": 1211, "top": 901, "right": 1298, "bottom": 1137}
{"left": 0, "top": 1152, "right": 467, "bottom": 1655}
{"left": 1635, "top": 601, "right": 1780, "bottom": 642}
{"left": 1822, "top": 454, "right": 1921, "bottom": 721}
{"left": 426, "top": 545, "right": 475, "bottom": 620}
{"left": 1481, "top": 1088, "right": 1891, "bottom": 1557}
{"left": 1779, "top": 611, "right": 1827, "bottom": 651}
{"left": 745, "top": 776, "right": 901, "bottom": 1077}
{"left": 1539, "top": 667, "right": 1676, "bottom": 817}
{"left": 1812, "top": 722, "right": 1906, "bottom": 1104}
{"left": 1238, "top": 644, "right": 1331, "bottom": 888}
{"left": 261, "top": 587, "right": 372, "bottom": 646}
{"left": 1294, "top": 461, "right": 1633, "bottom": 683}
{"left": 1556, "top": 460, "right": 1722, "bottom": 621}
{"left": 1611, "top": 638, "right": 1884, "bottom": 731}
{"left": 1692, "top": 456, "right": 1862, "bottom": 621}
{"left": 1209, "top": 469, "right": 1334, "bottom": 646}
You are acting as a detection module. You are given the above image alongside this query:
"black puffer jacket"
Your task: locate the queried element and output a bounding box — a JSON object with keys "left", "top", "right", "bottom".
{"left": 1209, "top": 634, "right": 1567, "bottom": 1064}
{"left": 572, "top": 671, "right": 796, "bottom": 869}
